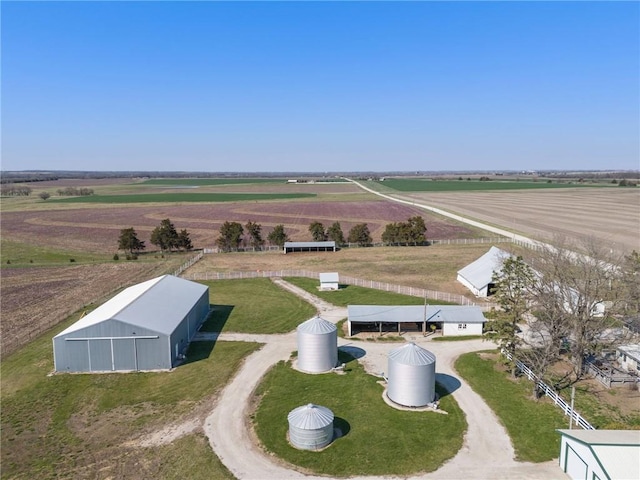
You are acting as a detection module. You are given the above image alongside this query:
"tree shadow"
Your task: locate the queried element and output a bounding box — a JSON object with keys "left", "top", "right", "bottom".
{"left": 436, "top": 373, "right": 461, "bottom": 397}
{"left": 333, "top": 416, "right": 351, "bottom": 439}
{"left": 199, "top": 304, "right": 234, "bottom": 333}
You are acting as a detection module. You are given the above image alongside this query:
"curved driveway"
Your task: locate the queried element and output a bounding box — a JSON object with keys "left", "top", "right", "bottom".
{"left": 201, "top": 280, "right": 564, "bottom": 480}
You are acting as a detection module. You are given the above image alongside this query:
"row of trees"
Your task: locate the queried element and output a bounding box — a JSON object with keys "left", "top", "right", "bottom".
{"left": 487, "top": 237, "right": 640, "bottom": 396}
{"left": 1, "top": 185, "right": 32, "bottom": 196}
{"left": 56, "top": 187, "right": 94, "bottom": 196}
{"left": 117, "top": 219, "right": 193, "bottom": 254}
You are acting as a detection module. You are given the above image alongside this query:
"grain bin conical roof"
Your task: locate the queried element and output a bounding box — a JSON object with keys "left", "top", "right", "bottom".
{"left": 297, "top": 316, "right": 337, "bottom": 334}
{"left": 287, "top": 403, "right": 334, "bottom": 429}
{"left": 388, "top": 342, "right": 436, "bottom": 366}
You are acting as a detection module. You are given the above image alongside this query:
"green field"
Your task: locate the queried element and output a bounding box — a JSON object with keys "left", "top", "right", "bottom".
{"left": 1, "top": 239, "right": 114, "bottom": 265}
{"left": 376, "top": 179, "right": 609, "bottom": 192}
{"left": 139, "top": 178, "right": 287, "bottom": 186}
{"left": 253, "top": 352, "right": 465, "bottom": 476}
{"left": 283, "top": 276, "right": 457, "bottom": 307}
{"left": 51, "top": 192, "right": 316, "bottom": 203}
{"left": 201, "top": 278, "right": 317, "bottom": 333}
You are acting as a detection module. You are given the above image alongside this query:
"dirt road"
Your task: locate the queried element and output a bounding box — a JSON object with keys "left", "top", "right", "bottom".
{"left": 198, "top": 280, "right": 565, "bottom": 479}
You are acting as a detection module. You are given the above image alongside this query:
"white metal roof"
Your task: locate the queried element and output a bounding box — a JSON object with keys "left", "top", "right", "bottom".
{"left": 348, "top": 305, "right": 487, "bottom": 324}
{"left": 558, "top": 429, "right": 640, "bottom": 480}
{"left": 54, "top": 275, "right": 208, "bottom": 338}
{"left": 617, "top": 344, "right": 640, "bottom": 362}
{"left": 319, "top": 272, "right": 339, "bottom": 283}
{"left": 388, "top": 342, "right": 436, "bottom": 365}
{"left": 285, "top": 241, "right": 336, "bottom": 248}
{"left": 297, "top": 316, "right": 337, "bottom": 334}
{"left": 457, "top": 246, "right": 511, "bottom": 290}
{"left": 288, "top": 404, "right": 334, "bottom": 429}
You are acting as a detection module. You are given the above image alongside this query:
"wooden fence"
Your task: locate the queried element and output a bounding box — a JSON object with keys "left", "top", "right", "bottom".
{"left": 583, "top": 360, "right": 638, "bottom": 389}
{"left": 501, "top": 349, "right": 594, "bottom": 430}
{"left": 181, "top": 269, "right": 496, "bottom": 309}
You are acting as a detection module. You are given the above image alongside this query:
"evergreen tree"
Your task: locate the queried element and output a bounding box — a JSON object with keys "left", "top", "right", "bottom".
{"left": 347, "top": 223, "right": 372, "bottom": 246}
{"left": 245, "top": 221, "right": 265, "bottom": 249}
{"left": 267, "top": 224, "right": 289, "bottom": 247}
{"left": 309, "top": 221, "right": 327, "bottom": 241}
{"left": 150, "top": 218, "right": 179, "bottom": 252}
{"left": 326, "top": 222, "right": 345, "bottom": 245}
{"left": 118, "top": 227, "right": 145, "bottom": 254}
{"left": 216, "top": 221, "right": 244, "bottom": 252}
{"left": 177, "top": 229, "right": 193, "bottom": 251}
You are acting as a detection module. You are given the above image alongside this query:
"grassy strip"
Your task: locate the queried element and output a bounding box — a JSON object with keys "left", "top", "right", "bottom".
{"left": 432, "top": 334, "right": 484, "bottom": 342}
{"left": 253, "top": 351, "right": 465, "bottom": 476}
{"left": 201, "top": 278, "right": 317, "bottom": 333}
{"left": 50, "top": 193, "right": 316, "bottom": 203}
{"left": 1, "top": 239, "right": 115, "bottom": 265}
{"left": 1, "top": 307, "right": 259, "bottom": 479}
{"left": 455, "top": 351, "right": 567, "bottom": 462}
{"left": 377, "top": 179, "right": 610, "bottom": 192}
{"left": 283, "top": 276, "right": 457, "bottom": 307}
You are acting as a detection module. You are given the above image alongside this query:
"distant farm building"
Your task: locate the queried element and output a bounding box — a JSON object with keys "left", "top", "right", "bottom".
{"left": 616, "top": 344, "right": 640, "bottom": 373}
{"left": 319, "top": 272, "right": 340, "bottom": 291}
{"left": 284, "top": 241, "right": 336, "bottom": 254}
{"left": 457, "top": 246, "right": 511, "bottom": 297}
{"left": 557, "top": 429, "right": 640, "bottom": 480}
{"left": 347, "top": 305, "right": 486, "bottom": 337}
{"left": 53, "top": 275, "right": 210, "bottom": 373}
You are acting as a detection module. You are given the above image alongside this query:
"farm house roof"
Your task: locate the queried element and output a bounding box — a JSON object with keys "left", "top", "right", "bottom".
{"left": 54, "top": 275, "right": 208, "bottom": 337}
{"left": 347, "top": 305, "right": 487, "bottom": 324}
{"left": 457, "top": 246, "right": 511, "bottom": 290}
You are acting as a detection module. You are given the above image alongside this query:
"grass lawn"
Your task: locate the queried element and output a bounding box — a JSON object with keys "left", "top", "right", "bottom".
{"left": 283, "top": 276, "right": 457, "bottom": 307}
{"left": 253, "top": 351, "right": 466, "bottom": 476}
{"left": 50, "top": 192, "right": 316, "bottom": 203}
{"left": 455, "top": 351, "right": 567, "bottom": 462}
{"left": 1, "top": 311, "right": 258, "bottom": 479}
{"left": 201, "top": 277, "right": 317, "bottom": 333}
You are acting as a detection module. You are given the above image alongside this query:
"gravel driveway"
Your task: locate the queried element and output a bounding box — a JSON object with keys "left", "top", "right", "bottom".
{"left": 201, "top": 280, "right": 565, "bottom": 479}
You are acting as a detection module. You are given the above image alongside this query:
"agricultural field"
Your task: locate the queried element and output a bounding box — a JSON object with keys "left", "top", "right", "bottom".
{"left": 370, "top": 181, "right": 640, "bottom": 254}
{"left": 375, "top": 178, "right": 614, "bottom": 192}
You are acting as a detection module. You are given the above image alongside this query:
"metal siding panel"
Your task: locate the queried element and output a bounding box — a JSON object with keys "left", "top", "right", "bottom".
{"left": 113, "top": 338, "right": 136, "bottom": 370}
{"left": 89, "top": 339, "right": 112, "bottom": 371}
{"left": 136, "top": 337, "right": 168, "bottom": 370}
{"left": 55, "top": 338, "right": 90, "bottom": 372}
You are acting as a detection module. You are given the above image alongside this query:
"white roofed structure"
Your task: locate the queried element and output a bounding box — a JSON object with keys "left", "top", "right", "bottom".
{"left": 457, "top": 246, "right": 512, "bottom": 297}
{"left": 319, "top": 272, "right": 340, "bottom": 290}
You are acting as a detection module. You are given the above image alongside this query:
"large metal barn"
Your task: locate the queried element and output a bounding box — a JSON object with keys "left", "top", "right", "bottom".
{"left": 53, "top": 275, "right": 210, "bottom": 373}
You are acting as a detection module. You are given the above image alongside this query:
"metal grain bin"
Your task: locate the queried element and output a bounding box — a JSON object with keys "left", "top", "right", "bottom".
{"left": 297, "top": 316, "right": 338, "bottom": 373}
{"left": 288, "top": 403, "right": 334, "bottom": 450}
{"left": 387, "top": 342, "right": 436, "bottom": 407}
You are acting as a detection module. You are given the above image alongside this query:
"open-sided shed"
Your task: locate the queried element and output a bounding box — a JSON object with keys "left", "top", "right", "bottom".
{"left": 347, "top": 305, "right": 486, "bottom": 336}
{"left": 53, "top": 275, "right": 209, "bottom": 373}
{"left": 284, "top": 241, "right": 336, "bottom": 254}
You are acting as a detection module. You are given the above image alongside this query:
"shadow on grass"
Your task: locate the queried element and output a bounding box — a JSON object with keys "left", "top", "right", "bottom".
{"left": 199, "top": 304, "right": 234, "bottom": 333}
{"left": 333, "top": 416, "right": 351, "bottom": 439}
{"left": 181, "top": 340, "right": 216, "bottom": 366}
{"left": 338, "top": 345, "right": 366, "bottom": 361}
{"left": 436, "top": 373, "right": 461, "bottom": 397}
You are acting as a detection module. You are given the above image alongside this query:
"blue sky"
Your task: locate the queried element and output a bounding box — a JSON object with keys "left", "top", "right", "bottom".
{"left": 2, "top": 1, "right": 639, "bottom": 173}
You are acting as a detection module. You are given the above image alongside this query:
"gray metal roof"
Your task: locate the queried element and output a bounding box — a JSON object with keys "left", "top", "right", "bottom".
{"left": 348, "top": 305, "right": 487, "bottom": 324}
{"left": 54, "top": 275, "right": 208, "bottom": 338}
{"left": 319, "top": 272, "right": 339, "bottom": 283}
{"left": 284, "top": 241, "right": 336, "bottom": 248}
{"left": 288, "top": 404, "right": 334, "bottom": 429}
{"left": 388, "top": 342, "right": 436, "bottom": 365}
{"left": 297, "top": 316, "right": 337, "bottom": 334}
{"left": 457, "top": 246, "right": 511, "bottom": 290}
{"left": 618, "top": 344, "right": 640, "bottom": 362}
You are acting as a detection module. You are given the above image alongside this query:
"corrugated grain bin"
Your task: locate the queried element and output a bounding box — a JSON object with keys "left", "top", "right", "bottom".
{"left": 288, "top": 403, "right": 334, "bottom": 450}
{"left": 387, "top": 342, "right": 436, "bottom": 407}
{"left": 297, "top": 316, "right": 338, "bottom": 373}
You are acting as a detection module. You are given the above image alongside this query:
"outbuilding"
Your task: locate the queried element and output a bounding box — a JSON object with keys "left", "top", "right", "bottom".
{"left": 457, "top": 246, "right": 511, "bottom": 297}
{"left": 284, "top": 241, "right": 336, "bottom": 254}
{"left": 53, "top": 275, "right": 210, "bottom": 373}
{"left": 557, "top": 429, "right": 640, "bottom": 480}
{"left": 347, "top": 305, "right": 486, "bottom": 337}
{"left": 616, "top": 344, "right": 640, "bottom": 373}
{"left": 319, "top": 272, "right": 339, "bottom": 291}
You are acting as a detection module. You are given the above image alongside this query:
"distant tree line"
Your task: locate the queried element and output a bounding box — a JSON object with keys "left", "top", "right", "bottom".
{"left": 56, "top": 187, "right": 94, "bottom": 196}
{"left": 1, "top": 184, "right": 32, "bottom": 196}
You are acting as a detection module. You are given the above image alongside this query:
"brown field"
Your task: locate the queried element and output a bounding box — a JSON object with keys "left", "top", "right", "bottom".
{"left": 0, "top": 201, "right": 482, "bottom": 254}
{"left": 399, "top": 188, "right": 640, "bottom": 254}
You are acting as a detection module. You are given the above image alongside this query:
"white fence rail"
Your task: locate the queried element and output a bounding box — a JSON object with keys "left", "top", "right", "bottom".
{"left": 501, "top": 349, "right": 594, "bottom": 430}
{"left": 181, "top": 269, "right": 496, "bottom": 309}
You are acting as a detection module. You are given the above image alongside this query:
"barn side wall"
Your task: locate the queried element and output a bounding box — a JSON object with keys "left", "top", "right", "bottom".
{"left": 168, "top": 289, "right": 210, "bottom": 366}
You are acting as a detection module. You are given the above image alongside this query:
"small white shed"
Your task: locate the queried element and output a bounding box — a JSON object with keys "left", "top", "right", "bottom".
{"left": 319, "top": 272, "right": 339, "bottom": 291}
{"left": 557, "top": 429, "right": 640, "bottom": 480}
{"left": 617, "top": 344, "right": 640, "bottom": 373}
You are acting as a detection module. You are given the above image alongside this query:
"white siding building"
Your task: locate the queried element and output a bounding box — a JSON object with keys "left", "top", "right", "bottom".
{"left": 319, "top": 272, "right": 339, "bottom": 291}
{"left": 457, "top": 246, "right": 511, "bottom": 297}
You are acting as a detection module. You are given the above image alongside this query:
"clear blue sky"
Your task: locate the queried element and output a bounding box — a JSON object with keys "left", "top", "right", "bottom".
{"left": 2, "top": 1, "right": 639, "bottom": 173}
